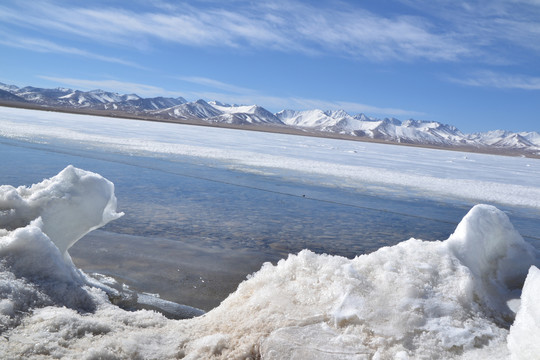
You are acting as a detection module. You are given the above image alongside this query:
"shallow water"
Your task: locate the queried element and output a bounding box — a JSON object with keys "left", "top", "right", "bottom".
{"left": 1, "top": 138, "right": 539, "bottom": 310}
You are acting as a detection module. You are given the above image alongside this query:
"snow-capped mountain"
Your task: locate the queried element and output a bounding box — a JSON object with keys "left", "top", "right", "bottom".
{"left": 57, "top": 89, "right": 135, "bottom": 108}
{"left": 466, "top": 130, "right": 540, "bottom": 150}
{"left": 1, "top": 81, "right": 538, "bottom": 154}
{"left": 15, "top": 86, "right": 73, "bottom": 104}
{"left": 155, "top": 99, "right": 223, "bottom": 119}
{"left": 208, "top": 102, "right": 283, "bottom": 124}
{"left": 122, "top": 96, "right": 186, "bottom": 111}
{"left": 0, "top": 82, "right": 21, "bottom": 93}
{"left": 0, "top": 88, "right": 26, "bottom": 102}
{"left": 277, "top": 109, "right": 470, "bottom": 146}
{"left": 0, "top": 83, "right": 186, "bottom": 111}
{"left": 155, "top": 100, "right": 284, "bottom": 125}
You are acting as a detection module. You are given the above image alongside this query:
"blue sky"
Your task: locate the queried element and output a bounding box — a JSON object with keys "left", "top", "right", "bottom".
{"left": 0, "top": 0, "right": 539, "bottom": 133}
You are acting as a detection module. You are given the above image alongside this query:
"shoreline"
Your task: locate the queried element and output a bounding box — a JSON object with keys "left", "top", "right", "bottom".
{"left": 1, "top": 101, "right": 537, "bottom": 159}
{"left": 70, "top": 230, "right": 268, "bottom": 311}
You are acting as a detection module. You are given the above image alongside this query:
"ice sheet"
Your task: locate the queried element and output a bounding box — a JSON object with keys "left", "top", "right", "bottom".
{"left": 1, "top": 106, "right": 540, "bottom": 209}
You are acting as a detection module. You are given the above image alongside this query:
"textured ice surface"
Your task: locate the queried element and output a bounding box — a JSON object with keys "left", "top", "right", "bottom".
{"left": 1, "top": 106, "right": 540, "bottom": 209}
{"left": 1, "top": 168, "right": 539, "bottom": 359}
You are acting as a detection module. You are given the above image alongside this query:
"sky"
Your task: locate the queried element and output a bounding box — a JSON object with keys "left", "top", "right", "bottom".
{"left": 0, "top": 0, "right": 539, "bottom": 133}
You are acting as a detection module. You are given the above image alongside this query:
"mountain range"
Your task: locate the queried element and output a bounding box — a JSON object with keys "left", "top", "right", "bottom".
{"left": 1, "top": 82, "right": 539, "bottom": 156}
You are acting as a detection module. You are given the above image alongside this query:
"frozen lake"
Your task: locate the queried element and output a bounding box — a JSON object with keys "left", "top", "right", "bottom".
{"left": 0, "top": 137, "right": 466, "bottom": 310}
{"left": 1, "top": 107, "right": 539, "bottom": 310}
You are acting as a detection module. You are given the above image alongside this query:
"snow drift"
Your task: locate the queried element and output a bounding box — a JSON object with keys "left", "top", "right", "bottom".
{"left": 1, "top": 167, "right": 539, "bottom": 359}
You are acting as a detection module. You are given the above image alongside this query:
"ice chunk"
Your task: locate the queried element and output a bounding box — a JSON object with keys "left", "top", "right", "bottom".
{"left": 0, "top": 166, "right": 123, "bottom": 327}
{"left": 445, "top": 205, "right": 538, "bottom": 318}
{"left": 1, "top": 165, "right": 123, "bottom": 259}
{"left": 507, "top": 266, "right": 540, "bottom": 359}
{"left": 137, "top": 293, "right": 205, "bottom": 319}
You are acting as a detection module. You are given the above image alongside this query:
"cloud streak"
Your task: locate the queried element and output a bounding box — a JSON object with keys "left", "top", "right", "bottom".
{"left": 0, "top": 1, "right": 472, "bottom": 62}
{"left": 448, "top": 71, "right": 540, "bottom": 90}
{"left": 0, "top": 33, "right": 142, "bottom": 68}
{"left": 38, "top": 76, "right": 187, "bottom": 98}
{"left": 1, "top": 0, "right": 539, "bottom": 67}
{"left": 178, "top": 76, "right": 255, "bottom": 94}
{"left": 397, "top": 0, "right": 540, "bottom": 60}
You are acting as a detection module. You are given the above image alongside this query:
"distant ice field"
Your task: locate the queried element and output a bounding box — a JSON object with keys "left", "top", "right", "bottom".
{"left": 1, "top": 106, "right": 540, "bottom": 209}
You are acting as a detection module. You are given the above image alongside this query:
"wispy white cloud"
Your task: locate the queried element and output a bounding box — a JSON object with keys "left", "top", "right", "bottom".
{"left": 0, "top": 33, "right": 142, "bottom": 68}
{"left": 0, "top": 1, "right": 472, "bottom": 62}
{"left": 513, "top": 0, "right": 540, "bottom": 5}
{"left": 397, "top": 0, "right": 540, "bottom": 60}
{"left": 178, "top": 76, "right": 255, "bottom": 94}
{"left": 38, "top": 76, "right": 187, "bottom": 98}
{"left": 448, "top": 71, "right": 540, "bottom": 90}
{"left": 2, "top": 0, "right": 540, "bottom": 66}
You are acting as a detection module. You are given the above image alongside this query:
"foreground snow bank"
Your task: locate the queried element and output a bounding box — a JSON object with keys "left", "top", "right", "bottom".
{"left": 1, "top": 167, "right": 539, "bottom": 359}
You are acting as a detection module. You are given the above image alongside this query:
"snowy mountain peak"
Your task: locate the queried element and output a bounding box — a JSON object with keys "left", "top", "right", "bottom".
{"left": 154, "top": 100, "right": 282, "bottom": 125}
{"left": 212, "top": 103, "right": 261, "bottom": 115}
{"left": 208, "top": 100, "right": 231, "bottom": 107}
{"left": 0, "top": 82, "right": 19, "bottom": 92}
{"left": 381, "top": 117, "right": 402, "bottom": 126}
{"left": 466, "top": 130, "right": 540, "bottom": 149}
{"left": 327, "top": 109, "right": 350, "bottom": 119}
{"left": 123, "top": 94, "right": 141, "bottom": 101}
{"left": 155, "top": 99, "right": 223, "bottom": 119}
{"left": 353, "top": 113, "right": 377, "bottom": 122}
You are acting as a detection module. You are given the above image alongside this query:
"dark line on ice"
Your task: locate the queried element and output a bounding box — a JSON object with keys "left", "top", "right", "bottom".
{"left": 3, "top": 139, "right": 540, "bottom": 241}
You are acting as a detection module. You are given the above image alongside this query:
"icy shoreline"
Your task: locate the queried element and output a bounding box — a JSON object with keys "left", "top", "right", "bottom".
{"left": 1, "top": 167, "right": 539, "bottom": 359}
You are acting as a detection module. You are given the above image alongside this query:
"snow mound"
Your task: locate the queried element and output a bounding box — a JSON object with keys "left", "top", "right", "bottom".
{"left": 1, "top": 168, "right": 539, "bottom": 359}
{"left": 204, "top": 206, "right": 536, "bottom": 358}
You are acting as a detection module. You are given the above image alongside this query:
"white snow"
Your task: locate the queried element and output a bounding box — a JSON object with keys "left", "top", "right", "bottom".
{"left": 508, "top": 266, "right": 540, "bottom": 359}
{"left": 277, "top": 108, "right": 350, "bottom": 127}
{"left": 210, "top": 102, "right": 259, "bottom": 114}
{"left": 1, "top": 167, "right": 539, "bottom": 359}
{"left": 1, "top": 107, "right": 540, "bottom": 208}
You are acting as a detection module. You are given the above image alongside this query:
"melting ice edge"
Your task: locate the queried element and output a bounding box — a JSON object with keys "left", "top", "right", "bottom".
{"left": 1, "top": 166, "right": 539, "bottom": 359}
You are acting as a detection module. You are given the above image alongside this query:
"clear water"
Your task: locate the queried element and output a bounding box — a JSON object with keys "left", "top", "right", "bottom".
{"left": 1, "top": 137, "right": 539, "bottom": 310}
